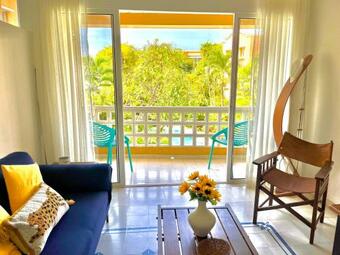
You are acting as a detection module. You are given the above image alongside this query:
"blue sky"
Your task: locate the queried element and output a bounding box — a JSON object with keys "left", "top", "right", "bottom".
{"left": 87, "top": 28, "right": 233, "bottom": 56}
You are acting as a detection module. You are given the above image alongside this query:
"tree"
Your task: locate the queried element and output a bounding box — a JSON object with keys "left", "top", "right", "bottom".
{"left": 123, "top": 40, "right": 193, "bottom": 106}
{"left": 84, "top": 47, "right": 115, "bottom": 106}
{"left": 84, "top": 40, "right": 252, "bottom": 109}
{"left": 236, "top": 62, "right": 252, "bottom": 107}
{"left": 191, "top": 43, "right": 232, "bottom": 106}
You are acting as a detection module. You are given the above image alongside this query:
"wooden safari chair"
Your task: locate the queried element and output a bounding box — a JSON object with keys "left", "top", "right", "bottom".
{"left": 252, "top": 132, "right": 333, "bottom": 244}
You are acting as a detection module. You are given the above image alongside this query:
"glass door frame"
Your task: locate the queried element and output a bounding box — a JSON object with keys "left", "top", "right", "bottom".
{"left": 227, "top": 12, "right": 256, "bottom": 183}
{"left": 112, "top": 13, "right": 126, "bottom": 187}
{"left": 84, "top": 11, "right": 126, "bottom": 187}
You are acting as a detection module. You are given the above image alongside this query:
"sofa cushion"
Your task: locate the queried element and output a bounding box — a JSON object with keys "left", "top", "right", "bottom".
{"left": 0, "top": 205, "right": 21, "bottom": 255}
{"left": 0, "top": 152, "right": 34, "bottom": 213}
{"left": 2, "top": 163, "right": 43, "bottom": 212}
{"left": 4, "top": 183, "right": 69, "bottom": 255}
{"left": 41, "top": 191, "right": 109, "bottom": 255}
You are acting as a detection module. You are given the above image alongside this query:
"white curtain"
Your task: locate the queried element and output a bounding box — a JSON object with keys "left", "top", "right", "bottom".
{"left": 247, "top": 0, "right": 310, "bottom": 186}
{"left": 36, "top": 0, "right": 93, "bottom": 163}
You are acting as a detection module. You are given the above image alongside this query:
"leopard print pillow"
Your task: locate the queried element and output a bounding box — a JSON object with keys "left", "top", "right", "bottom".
{"left": 3, "top": 183, "right": 69, "bottom": 255}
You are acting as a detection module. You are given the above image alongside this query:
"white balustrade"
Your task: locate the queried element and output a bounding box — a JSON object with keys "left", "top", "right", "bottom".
{"left": 93, "top": 106, "right": 252, "bottom": 147}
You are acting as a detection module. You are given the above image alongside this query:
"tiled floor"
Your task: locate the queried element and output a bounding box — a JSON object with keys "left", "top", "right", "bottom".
{"left": 96, "top": 154, "right": 247, "bottom": 185}
{"left": 97, "top": 184, "right": 337, "bottom": 255}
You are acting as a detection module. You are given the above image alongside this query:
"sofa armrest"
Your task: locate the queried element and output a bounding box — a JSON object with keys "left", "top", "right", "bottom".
{"left": 39, "top": 163, "right": 112, "bottom": 197}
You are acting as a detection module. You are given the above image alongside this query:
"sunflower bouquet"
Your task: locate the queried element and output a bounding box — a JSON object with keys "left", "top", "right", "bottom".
{"left": 178, "top": 171, "right": 221, "bottom": 205}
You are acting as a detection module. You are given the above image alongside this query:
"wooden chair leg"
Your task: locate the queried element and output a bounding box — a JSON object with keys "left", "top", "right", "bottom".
{"left": 269, "top": 184, "right": 274, "bottom": 206}
{"left": 310, "top": 181, "right": 320, "bottom": 244}
{"left": 253, "top": 189, "right": 259, "bottom": 224}
{"left": 320, "top": 185, "right": 328, "bottom": 223}
{"left": 253, "top": 167, "right": 261, "bottom": 224}
{"left": 310, "top": 226, "right": 316, "bottom": 244}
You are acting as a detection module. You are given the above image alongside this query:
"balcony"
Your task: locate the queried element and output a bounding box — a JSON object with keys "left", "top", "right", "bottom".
{"left": 93, "top": 105, "right": 252, "bottom": 185}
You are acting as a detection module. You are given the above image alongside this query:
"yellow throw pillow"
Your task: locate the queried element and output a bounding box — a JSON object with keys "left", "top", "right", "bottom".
{"left": 1, "top": 163, "right": 43, "bottom": 213}
{"left": 0, "top": 206, "right": 21, "bottom": 255}
{"left": 0, "top": 243, "right": 21, "bottom": 255}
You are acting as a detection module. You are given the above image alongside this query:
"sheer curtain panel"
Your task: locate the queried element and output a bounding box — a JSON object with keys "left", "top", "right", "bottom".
{"left": 36, "top": 0, "right": 93, "bottom": 163}
{"left": 247, "top": 0, "right": 310, "bottom": 186}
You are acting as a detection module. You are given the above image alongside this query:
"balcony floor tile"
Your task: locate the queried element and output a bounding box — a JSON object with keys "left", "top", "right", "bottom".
{"left": 96, "top": 154, "right": 247, "bottom": 185}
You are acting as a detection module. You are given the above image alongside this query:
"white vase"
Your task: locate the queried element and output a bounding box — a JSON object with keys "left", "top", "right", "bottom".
{"left": 188, "top": 200, "right": 216, "bottom": 237}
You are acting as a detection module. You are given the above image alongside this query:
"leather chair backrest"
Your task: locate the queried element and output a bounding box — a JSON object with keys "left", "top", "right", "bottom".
{"left": 278, "top": 132, "right": 333, "bottom": 168}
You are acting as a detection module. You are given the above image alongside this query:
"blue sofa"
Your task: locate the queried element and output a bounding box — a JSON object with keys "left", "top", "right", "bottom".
{"left": 0, "top": 152, "right": 112, "bottom": 255}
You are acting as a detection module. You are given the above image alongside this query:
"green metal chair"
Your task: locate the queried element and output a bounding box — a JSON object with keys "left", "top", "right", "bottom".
{"left": 93, "top": 122, "right": 134, "bottom": 172}
{"left": 208, "top": 121, "right": 248, "bottom": 169}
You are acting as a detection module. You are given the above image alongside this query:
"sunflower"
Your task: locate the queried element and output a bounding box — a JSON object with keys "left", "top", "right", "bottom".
{"left": 211, "top": 189, "right": 222, "bottom": 202}
{"left": 198, "top": 174, "right": 209, "bottom": 181}
{"left": 179, "top": 171, "right": 221, "bottom": 205}
{"left": 202, "top": 186, "right": 213, "bottom": 198}
{"left": 206, "top": 178, "right": 216, "bottom": 188}
{"left": 188, "top": 171, "right": 200, "bottom": 180}
{"left": 191, "top": 182, "right": 203, "bottom": 194}
{"left": 178, "top": 181, "right": 190, "bottom": 195}
{"left": 199, "top": 175, "right": 216, "bottom": 188}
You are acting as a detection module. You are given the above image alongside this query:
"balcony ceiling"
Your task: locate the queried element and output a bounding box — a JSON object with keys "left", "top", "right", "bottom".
{"left": 86, "top": 13, "right": 255, "bottom": 29}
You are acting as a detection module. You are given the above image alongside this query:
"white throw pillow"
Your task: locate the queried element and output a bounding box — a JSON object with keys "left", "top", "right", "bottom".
{"left": 3, "top": 183, "right": 69, "bottom": 255}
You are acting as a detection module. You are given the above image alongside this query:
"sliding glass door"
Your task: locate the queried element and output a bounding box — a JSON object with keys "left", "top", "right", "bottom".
{"left": 119, "top": 11, "right": 235, "bottom": 185}
{"left": 83, "top": 14, "right": 121, "bottom": 184}
{"left": 228, "top": 16, "right": 257, "bottom": 181}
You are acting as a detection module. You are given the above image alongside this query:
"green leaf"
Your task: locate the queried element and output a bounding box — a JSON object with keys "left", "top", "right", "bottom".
{"left": 189, "top": 190, "right": 197, "bottom": 201}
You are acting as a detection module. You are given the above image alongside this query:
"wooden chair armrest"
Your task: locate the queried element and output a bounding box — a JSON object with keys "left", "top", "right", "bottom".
{"left": 253, "top": 152, "right": 278, "bottom": 166}
{"left": 315, "top": 161, "right": 333, "bottom": 180}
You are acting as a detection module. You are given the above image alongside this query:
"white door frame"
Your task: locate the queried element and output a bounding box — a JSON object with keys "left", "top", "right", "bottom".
{"left": 227, "top": 13, "right": 256, "bottom": 183}
{"left": 86, "top": 9, "right": 256, "bottom": 187}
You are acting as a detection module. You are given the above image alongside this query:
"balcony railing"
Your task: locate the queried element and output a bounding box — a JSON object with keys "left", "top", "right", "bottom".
{"left": 94, "top": 106, "right": 252, "bottom": 147}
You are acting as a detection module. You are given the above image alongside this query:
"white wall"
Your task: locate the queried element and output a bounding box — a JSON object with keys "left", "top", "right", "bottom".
{"left": 86, "top": 0, "right": 256, "bottom": 13}
{"left": 0, "top": 22, "right": 42, "bottom": 162}
{"left": 291, "top": 0, "right": 340, "bottom": 203}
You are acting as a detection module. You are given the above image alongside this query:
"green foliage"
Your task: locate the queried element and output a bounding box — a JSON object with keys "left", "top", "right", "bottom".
{"left": 190, "top": 42, "right": 231, "bottom": 106}
{"left": 84, "top": 46, "right": 114, "bottom": 105}
{"left": 84, "top": 40, "right": 252, "bottom": 107}
{"left": 237, "top": 62, "right": 252, "bottom": 106}
{"left": 123, "top": 40, "right": 192, "bottom": 106}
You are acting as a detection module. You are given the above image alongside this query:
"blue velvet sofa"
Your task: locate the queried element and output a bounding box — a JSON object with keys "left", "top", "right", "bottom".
{"left": 0, "top": 152, "right": 112, "bottom": 255}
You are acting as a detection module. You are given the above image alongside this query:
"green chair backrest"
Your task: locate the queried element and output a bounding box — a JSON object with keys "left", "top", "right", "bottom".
{"left": 234, "top": 121, "right": 248, "bottom": 146}
{"left": 211, "top": 121, "right": 248, "bottom": 146}
{"left": 93, "top": 122, "right": 115, "bottom": 147}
